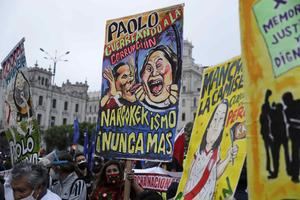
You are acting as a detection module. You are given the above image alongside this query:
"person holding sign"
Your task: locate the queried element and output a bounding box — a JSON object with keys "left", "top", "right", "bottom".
{"left": 91, "top": 160, "right": 143, "bottom": 200}
{"left": 101, "top": 60, "right": 137, "bottom": 110}
{"left": 136, "top": 45, "right": 179, "bottom": 110}
{"left": 183, "top": 100, "right": 238, "bottom": 200}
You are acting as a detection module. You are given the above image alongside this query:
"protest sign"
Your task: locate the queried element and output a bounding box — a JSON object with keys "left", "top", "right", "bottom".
{"left": 97, "top": 4, "right": 184, "bottom": 161}
{"left": 1, "top": 38, "right": 40, "bottom": 165}
{"left": 176, "top": 56, "right": 246, "bottom": 200}
{"left": 240, "top": 1, "right": 300, "bottom": 199}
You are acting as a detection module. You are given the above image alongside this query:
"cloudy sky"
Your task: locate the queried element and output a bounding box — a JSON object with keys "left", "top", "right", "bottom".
{"left": 0, "top": 0, "right": 240, "bottom": 91}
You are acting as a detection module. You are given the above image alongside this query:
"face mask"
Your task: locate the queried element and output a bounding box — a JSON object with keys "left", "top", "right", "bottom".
{"left": 106, "top": 173, "right": 121, "bottom": 184}
{"left": 77, "top": 161, "right": 87, "bottom": 170}
{"left": 49, "top": 168, "right": 59, "bottom": 180}
{"left": 20, "top": 190, "right": 36, "bottom": 200}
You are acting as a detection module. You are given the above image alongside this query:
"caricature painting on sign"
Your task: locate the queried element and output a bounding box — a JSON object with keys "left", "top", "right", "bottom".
{"left": 183, "top": 100, "right": 238, "bottom": 200}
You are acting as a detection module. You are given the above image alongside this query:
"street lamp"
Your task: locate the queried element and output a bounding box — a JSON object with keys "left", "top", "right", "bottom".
{"left": 40, "top": 48, "right": 70, "bottom": 84}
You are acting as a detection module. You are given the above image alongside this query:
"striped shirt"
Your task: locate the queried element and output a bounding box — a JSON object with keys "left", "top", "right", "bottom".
{"left": 51, "top": 172, "right": 87, "bottom": 200}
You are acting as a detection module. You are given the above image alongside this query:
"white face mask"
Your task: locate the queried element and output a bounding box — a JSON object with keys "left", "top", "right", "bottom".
{"left": 20, "top": 190, "right": 36, "bottom": 200}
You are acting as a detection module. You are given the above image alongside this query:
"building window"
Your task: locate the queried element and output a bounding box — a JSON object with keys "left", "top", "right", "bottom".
{"left": 94, "top": 105, "right": 97, "bottom": 113}
{"left": 182, "top": 113, "right": 186, "bottom": 121}
{"left": 37, "top": 114, "right": 42, "bottom": 125}
{"left": 63, "top": 118, "right": 67, "bottom": 125}
{"left": 197, "top": 88, "right": 200, "bottom": 92}
{"left": 38, "top": 96, "right": 43, "bottom": 106}
{"left": 45, "top": 78, "right": 48, "bottom": 86}
{"left": 52, "top": 99, "right": 56, "bottom": 108}
{"left": 75, "top": 104, "right": 79, "bottom": 112}
{"left": 41, "top": 77, "right": 44, "bottom": 85}
{"left": 90, "top": 106, "right": 92, "bottom": 113}
{"left": 38, "top": 76, "right": 41, "bottom": 84}
{"left": 64, "top": 101, "right": 68, "bottom": 110}
{"left": 194, "top": 97, "right": 197, "bottom": 107}
{"left": 183, "top": 86, "right": 186, "bottom": 93}
{"left": 182, "top": 99, "right": 185, "bottom": 107}
{"left": 51, "top": 116, "right": 55, "bottom": 127}
{"left": 88, "top": 117, "right": 91, "bottom": 123}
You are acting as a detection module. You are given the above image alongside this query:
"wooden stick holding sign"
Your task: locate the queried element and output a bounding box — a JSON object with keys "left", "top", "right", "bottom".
{"left": 124, "top": 160, "right": 132, "bottom": 200}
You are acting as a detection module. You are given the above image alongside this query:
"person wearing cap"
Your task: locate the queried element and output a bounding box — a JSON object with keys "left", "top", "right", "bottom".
{"left": 50, "top": 151, "right": 87, "bottom": 200}
{"left": 9, "top": 162, "right": 61, "bottom": 200}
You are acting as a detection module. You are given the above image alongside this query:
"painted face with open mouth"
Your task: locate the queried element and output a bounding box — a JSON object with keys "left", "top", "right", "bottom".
{"left": 142, "top": 50, "right": 173, "bottom": 103}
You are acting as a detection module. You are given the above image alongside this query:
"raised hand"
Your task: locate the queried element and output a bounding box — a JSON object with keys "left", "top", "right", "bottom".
{"left": 227, "top": 144, "right": 238, "bottom": 164}
{"left": 103, "top": 68, "right": 121, "bottom": 97}
{"left": 135, "top": 84, "right": 146, "bottom": 101}
{"left": 168, "top": 84, "right": 179, "bottom": 104}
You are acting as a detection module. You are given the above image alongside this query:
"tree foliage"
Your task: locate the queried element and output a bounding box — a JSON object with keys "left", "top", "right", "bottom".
{"left": 44, "top": 122, "right": 96, "bottom": 153}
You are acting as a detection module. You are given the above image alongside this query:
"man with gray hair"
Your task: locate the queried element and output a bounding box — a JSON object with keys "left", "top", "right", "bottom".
{"left": 9, "top": 162, "right": 61, "bottom": 200}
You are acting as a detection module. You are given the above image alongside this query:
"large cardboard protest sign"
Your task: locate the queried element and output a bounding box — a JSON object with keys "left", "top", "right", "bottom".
{"left": 176, "top": 57, "right": 246, "bottom": 200}
{"left": 1, "top": 38, "right": 40, "bottom": 165}
{"left": 97, "top": 4, "right": 184, "bottom": 161}
{"left": 240, "top": 1, "right": 300, "bottom": 199}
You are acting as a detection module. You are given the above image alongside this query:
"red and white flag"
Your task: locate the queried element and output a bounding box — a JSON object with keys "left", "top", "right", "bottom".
{"left": 173, "top": 126, "right": 186, "bottom": 167}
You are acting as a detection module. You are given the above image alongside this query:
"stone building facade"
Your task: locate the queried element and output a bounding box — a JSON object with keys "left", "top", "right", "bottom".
{"left": 177, "top": 40, "right": 204, "bottom": 131}
{"left": 86, "top": 91, "right": 100, "bottom": 124}
{"left": 27, "top": 65, "right": 89, "bottom": 129}
{"left": 0, "top": 69, "right": 4, "bottom": 131}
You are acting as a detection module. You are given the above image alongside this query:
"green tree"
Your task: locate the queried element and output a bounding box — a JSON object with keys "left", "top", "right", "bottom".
{"left": 44, "top": 122, "right": 96, "bottom": 153}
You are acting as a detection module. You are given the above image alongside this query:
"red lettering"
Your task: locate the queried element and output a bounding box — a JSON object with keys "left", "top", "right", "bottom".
{"left": 226, "top": 106, "right": 245, "bottom": 127}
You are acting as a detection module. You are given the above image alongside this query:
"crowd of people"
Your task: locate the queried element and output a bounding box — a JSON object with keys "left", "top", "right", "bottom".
{"left": 0, "top": 150, "right": 177, "bottom": 200}
{"left": 0, "top": 148, "right": 248, "bottom": 200}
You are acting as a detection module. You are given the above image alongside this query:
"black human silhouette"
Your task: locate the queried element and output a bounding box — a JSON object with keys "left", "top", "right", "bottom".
{"left": 282, "top": 92, "right": 300, "bottom": 183}
{"left": 268, "top": 102, "right": 291, "bottom": 179}
{"left": 260, "top": 89, "right": 273, "bottom": 176}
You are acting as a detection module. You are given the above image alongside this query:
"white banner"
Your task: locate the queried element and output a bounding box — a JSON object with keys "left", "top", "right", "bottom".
{"left": 134, "top": 167, "right": 181, "bottom": 192}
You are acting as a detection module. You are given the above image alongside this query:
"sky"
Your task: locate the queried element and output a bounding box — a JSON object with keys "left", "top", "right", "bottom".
{"left": 0, "top": 0, "right": 240, "bottom": 92}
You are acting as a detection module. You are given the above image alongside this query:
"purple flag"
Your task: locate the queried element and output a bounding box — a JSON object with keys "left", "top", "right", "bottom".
{"left": 72, "top": 118, "right": 80, "bottom": 144}
{"left": 83, "top": 128, "right": 89, "bottom": 158}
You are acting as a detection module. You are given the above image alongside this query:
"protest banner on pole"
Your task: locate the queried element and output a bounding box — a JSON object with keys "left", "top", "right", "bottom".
{"left": 175, "top": 56, "right": 246, "bottom": 200}
{"left": 97, "top": 4, "right": 184, "bottom": 162}
{"left": 1, "top": 38, "right": 40, "bottom": 165}
{"left": 240, "top": 0, "right": 300, "bottom": 199}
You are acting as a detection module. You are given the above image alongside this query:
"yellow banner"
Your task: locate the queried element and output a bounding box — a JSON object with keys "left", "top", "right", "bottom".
{"left": 240, "top": 0, "right": 300, "bottom": 199}
{"left": 176, "top": 56, "right": 246, "bottom": 200}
